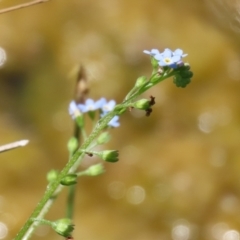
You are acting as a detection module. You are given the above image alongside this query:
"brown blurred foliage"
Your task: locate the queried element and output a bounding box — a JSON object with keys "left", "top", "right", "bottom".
{"left": 0, "top": 0, "right": 240, "bottom": 239}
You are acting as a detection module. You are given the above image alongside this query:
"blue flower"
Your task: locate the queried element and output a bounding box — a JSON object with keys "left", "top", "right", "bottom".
{"left": 144, "top": 48, "right": 187, "bottom": 69}
{"left": 99, "top": 98, "right": 119, "bottom": 127}
{"left": 78, "top": 98, "right": 104, "bottom": 113}
{"left": 143, "top": 49, "right": 161, "bottom": 56}
{"left": 100, "top": 98, "right": 116, "bottom": 113}
{"left": 69, "top": 98, "right": 120, "bottom": 127}
{"left": 69, "top": 101, "right": 81, "bottom": 119}
{"left": 154, "top": 48, "right": 182, "bottom": 68}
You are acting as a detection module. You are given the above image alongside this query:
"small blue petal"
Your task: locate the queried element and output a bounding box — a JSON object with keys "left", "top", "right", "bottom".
{"left": 173, "top": 49, "right": 188, "bottom": 58}
{"left": 143, "top": 49, "right": 161, "bottom": 56}
{"left": 69, "top": 101, "right": 81, "bottom": 119}
{"left": 173, "top": 49, "right": 183, "bottom": 56}
{"left": 78, "top": 98, "right": 103, "bottom": 113}
{"left": 108, "top": 116, "right": 120, "bottom": 127}
{"left": 161, "top": 49, "right": 172, "bottom": 57}
{"left": 101, "top": 100, "right": 116, "bottom": 113}
{"left": 172, "top": 55, "right": 181, "bottom": 62}
{"left": 154, "top": 54, "right": 163, "bottom": 61}
{"left": 95, "top": 98, "right": 106, "bottom": 109}
{"left": 100, "top": 113, "right": 120, "bottom": 128}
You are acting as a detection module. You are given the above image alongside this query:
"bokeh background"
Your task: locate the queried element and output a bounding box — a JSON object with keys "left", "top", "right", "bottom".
{"left": 0, "top": 0, "right": 240, "bottom": 239}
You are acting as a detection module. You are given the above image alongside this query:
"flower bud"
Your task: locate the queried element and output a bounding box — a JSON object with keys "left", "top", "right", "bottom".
{"left": 75, "top": 115, "right": 84, "bottom": 128}
{"left": 178, "top": 68, "right": 193, "bottom": 78}
{"left": 85, "top": 163, "right": 105, "bottom": 176}
{"left": 100, "top": 150, "right": 119, "bottom": 162}
{"left": 173, "top": 74, "right": 191, "bottom": 88}
{"left": 151, "top": 57, "right": 159, "bottom": 70}
{"left": 60, "top": 174, "right": 77, "bottom": 186}
{"left": 67, "top": 137, "right": 78, "bottom": 154}
{"left": 133, "top": 99, "right": 151, "bottom": 110}
{"left": 135, "top": 76, "right": 147, "bottom": 88}
{"left": 47, "top": 170, "right": 59, "bottom": 183}
{"left": 86, "top": 150, "right": 119, "bottom": 162}
{"left": 52, "top": 218, "right": 74, "bottom": 238}
{"left": 97, "top": 132, "right": 111, "bottom": 145}
{"left": 183, "top": 63, "right": 190, "bottom": 70}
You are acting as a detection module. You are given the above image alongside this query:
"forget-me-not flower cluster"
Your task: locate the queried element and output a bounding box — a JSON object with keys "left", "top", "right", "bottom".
{"left": 69, "top": 98, "right": 120, "bottom": 127}
{"left": 143, "top": 48, "right": 187, "bottom": 69}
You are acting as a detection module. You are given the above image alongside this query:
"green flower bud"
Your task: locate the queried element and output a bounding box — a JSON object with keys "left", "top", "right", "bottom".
{"left": 173, "top": 74, "right": 191, "bottom": 88}
{"left": 151, "top": 57, "right": 159, "bottom": 71}
{"left": 83, "top": 150, "right": 119, "bottom": 162}
{"left": 172, "top": 63, "right": 193, "bottom": 88}
{"left": 100, "top": 150, "right": 119, "bottom": 162}
{"left": 46, "top": 170, "right": 59, "bottom": 183}
{"left": 177, "top": 63, "right": 190, "bottom": 71}
{"left": 67, "top": 137, "right": 78, "bottom": 154}
{"left": 75, "top": 115, "right": 84, "bottom": 128}
{"left": 133, "top": 99, "right": 151, "bottom": 110}
{"left": 85, "top": 163, "right": 105, "bottom": 176}
{"left": 52, "top": 218, "right": 74, "bottom": 238}
{"left": 97, "top": 132, "right": 111, "bottom": 145}
{"left": 180, "top": 70, "right": 193, "bottom": 78}
{"left": 60, "top": 174, "right": 77, "bottom": 186}
{"left": 135, "top": 76, "right": 147, "bottom": 88}
{"left": 183, "top": 63, "right": 191, "bottom": 70}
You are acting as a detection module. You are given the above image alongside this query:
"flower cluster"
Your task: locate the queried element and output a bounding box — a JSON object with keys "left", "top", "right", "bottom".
{"left": 68, "top": 98, "right": 120, "bottom": 127}
{"left": 143, "top": 48, "right": 187, "bottom": 69}
{"left": 173, "top": 64, "right": 193, "bottom": 88}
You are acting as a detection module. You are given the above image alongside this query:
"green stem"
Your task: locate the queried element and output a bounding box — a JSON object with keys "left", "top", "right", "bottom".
{"left": 14, "top": 111, "right": 116, "bottom": 240}
{"left": 123, "top": 70, "right": 173, "bottom": 104}
{"left": 14, "top": 71, "right": 173, "bottom": 240}
{"left": 66, "top": 122, "right": 80, "bottom": 220}
{"left": 66, "top": 185, "right": 76, "bottom": 219}
{"left": 31, "top": 218, "right": 53, "bottom": 226}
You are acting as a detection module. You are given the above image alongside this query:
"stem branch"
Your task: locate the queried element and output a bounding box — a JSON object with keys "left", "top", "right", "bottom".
{"left": 0, "top": 0, "right": 49, "bottom": 15}
{"left": 14, "top": 111, "right": 116, "bottom": 240}
{"left": 14, "top": 71, "right": 172, "bottom": 239}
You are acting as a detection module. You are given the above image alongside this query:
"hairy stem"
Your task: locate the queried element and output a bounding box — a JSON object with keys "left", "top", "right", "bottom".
{"left": 14, "top": 111, "right": 116, "bottom": 240}
{"left": 15, "top": 71, "right": 171, "bottom": 239}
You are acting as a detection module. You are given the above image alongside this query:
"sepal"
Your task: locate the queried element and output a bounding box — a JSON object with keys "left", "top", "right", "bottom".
{"left": 97, "top": 132, "right": 111, "bottom": 144}
{"left": 85, "top": 163, "right": 105, "bottom": 176}
{"left": 134, "top": 76, "right": 147, "bottom": 88}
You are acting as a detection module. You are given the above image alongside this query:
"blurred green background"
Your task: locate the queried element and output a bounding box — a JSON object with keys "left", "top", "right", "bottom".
{"left": 1, "top": 0, "right": 240, "bottom": 239}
